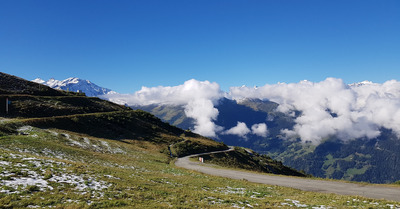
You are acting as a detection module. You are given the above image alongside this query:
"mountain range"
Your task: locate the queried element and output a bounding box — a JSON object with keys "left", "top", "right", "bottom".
{"left": 32, "top": 77, "right": 117, "bottom": 97}
{"left": 36, "top": 76, "right": 400, "bottom": 184}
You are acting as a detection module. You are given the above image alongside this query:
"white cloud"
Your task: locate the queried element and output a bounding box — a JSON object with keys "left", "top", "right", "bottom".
{"left": 223, "top": 122, "right": 268, "bottom": 139}
{"left": 223, "top": 122, "right": 251, "bottom": 138}
{"left": 102, "top": 79, "right": 224, "bottom": 137}
{"left": 103, "top": 77, "right": 400, "bottom": 144}
{"left": 229, "top": 78, "right": 400, "bottom": 144}
{"left": 184, "top": 99, "right": 224, "bottom": 137}
{"left": 251, "top": 123, "right": 268, "bottom": 137}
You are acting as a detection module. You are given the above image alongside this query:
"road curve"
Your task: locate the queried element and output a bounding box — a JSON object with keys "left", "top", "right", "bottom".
{"left": 175, "top": 148, "right": 400, "bottom": 202}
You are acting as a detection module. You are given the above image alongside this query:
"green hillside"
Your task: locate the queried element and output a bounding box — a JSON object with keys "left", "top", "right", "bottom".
{"left": 2, "top": 125, "right": 398, "bottom": 208}
{"left": 1, "top": 72, "right": 398, "bottom": 208}
{"left": 0, "top": 72, "right": 227, "bottom": 156}
{"left": 0, "top": 72, "right": 76, "bottom": 96}
{"left": 197, "top": 147, "right": 307, "bottom": 177}
{"left": 0, "top": 73, "right": 130, "bottom": 118}
{"left": 132, "top": 104, "right": 195, "bottom": 130}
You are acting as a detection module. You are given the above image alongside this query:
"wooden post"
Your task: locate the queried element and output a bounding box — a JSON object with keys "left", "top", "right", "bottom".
{"left": 168, "top": 146, "right": 172, "bottom": 157}
{"left": 5, "top": 97, "right": 8, "bottom": 114}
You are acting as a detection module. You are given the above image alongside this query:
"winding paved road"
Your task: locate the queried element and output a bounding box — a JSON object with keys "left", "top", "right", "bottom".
{"left": 175, "top": 148, "right": 400, "bottom": 202}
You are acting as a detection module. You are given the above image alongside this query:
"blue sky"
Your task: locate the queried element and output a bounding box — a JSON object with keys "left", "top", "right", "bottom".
{"left": 1, "top": 0, "right": 399, "bottom": 93}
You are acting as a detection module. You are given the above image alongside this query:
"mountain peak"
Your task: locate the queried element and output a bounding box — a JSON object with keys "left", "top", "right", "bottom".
{"left": 65, "top": 77, "right": 81, "bottom": 83}
{"left": 32, "top": 78, "right": 45, "bottom": 84}
{"left": 349, "top": 80, "right": 375, "bottom": 87}
{"left": 32, "top": 77, "right": 117, "bottom": 97}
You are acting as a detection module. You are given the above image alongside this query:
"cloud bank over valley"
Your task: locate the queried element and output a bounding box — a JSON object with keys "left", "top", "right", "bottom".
{"left": 104, "top": 79, "right": 224, "bottom": 137}
{"left": 103, "top": 78, "right": 400, "bottom": 144}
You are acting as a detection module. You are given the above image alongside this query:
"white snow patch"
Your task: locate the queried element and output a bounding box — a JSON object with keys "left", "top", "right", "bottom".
{"left": 83, "top": 137, "right": 91, "bottom": 144}
{"left": 0, "top": 161, "right": 11, "bottom": 166}
{"left": 104, "top": 175, "right": 121, "bottom": 180}
{"left": 17, "top": 126, "right": 34, "bottom": 135}
{"left": 0, "top": 152, "right": 110, "bottom": 195}
{"left": 27, "top": 205, "right": 40, "bottom": 208}
{"left": 3, "top": 177, "right": 51, "bottom": 191}
{"left": 49, "top": 173, "right": 110, "bottom": 191}
{"left": 283, "top": 199, "right": 309, "bottom": 208}
{"left": 47, "top": 130, "right": 59, "bottom": 136}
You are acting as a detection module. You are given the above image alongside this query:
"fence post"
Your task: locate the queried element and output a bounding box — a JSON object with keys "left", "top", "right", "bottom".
{"left": 5, "top": 97, "right": 8, "bottom": 114}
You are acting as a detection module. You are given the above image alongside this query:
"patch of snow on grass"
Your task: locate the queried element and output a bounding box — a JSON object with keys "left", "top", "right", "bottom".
{"left": 60, "top": 134, "right": 126, "bottom": 154}
{"left": 386, "top": 204, "right": 400, "bottom": 209}
{"left": 63, "top": 133, "right": 85, "bottom": 148}
{"left": 3, "top": 176, "right": 51, "bottom": 191}
{"left": 104, "top": 175, "right": 121, "bottom": 180}
{"left": 41, "top": 148, "right": 69, "bottom": 160}
{"left": 27, "top": 205, "right": 40, "bottom": 208}
{"left": 101, "top": 141, "right": 110, "bottom": 149}
{"left": 283, "top": 199, "right": 308, "bottom": 208}
{"left": 49, "top": 173, "right": 110, "bottom": 191}
{"left": 0, "top": 161, "right": 11, "bottom": 166}
{"left": 245, "top": 203, "right": 254, "bottom": 208}
{"left": 312, "top": 206, "right": 334, "bottom": 209}
{"left": 22, "top": 157, "right": 38, "bottom": 161}
{"left": 47, "top": 130, "right": 59, "bottom": 136}
{"left": 0, "top": 152, "right": 111, "bottom": 195}
{"left": 100, "top": 140, "right": 126, "bottom": 154}
{"left": 83, "top": 137, "right": 91, "bottom": 144}
{"left": 17, "top": 126, "right": 33, "bottom": 135}
{"left": 215, "top": 186, "right": 246, "bottom": 195}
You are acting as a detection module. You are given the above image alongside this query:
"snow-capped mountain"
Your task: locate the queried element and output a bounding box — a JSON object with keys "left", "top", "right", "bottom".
{"left": 348, "top": 80, "right": 375, "bottom": 87}
{"left": 33, "top": 77, "right": 117, "bottom": 97}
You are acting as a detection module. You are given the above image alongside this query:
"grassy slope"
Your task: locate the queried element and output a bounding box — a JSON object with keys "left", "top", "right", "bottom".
{"left": 0, "top": 72, "right": 76, "bottom": 96}
{"left": 132, "top": 104, "right": 195, "bottom": 130}
{"left": 2, "top": 110, "right": 227, "bottom": 158}
{"left": 197, "top": 147, "right": 307, "bottom": 177}
{"left": 2, "top": 95, "right": 129, "bottom": 118}
{"left": 1, "top": 127, "right": 399, "bottom": 208}
{"left": 0, "top": 72, "right": 226, "bottom": 156}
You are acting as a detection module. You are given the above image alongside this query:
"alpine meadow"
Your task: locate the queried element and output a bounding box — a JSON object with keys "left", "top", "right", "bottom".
{"left": 2, "top": 0, "right": 400, "bottom": 208}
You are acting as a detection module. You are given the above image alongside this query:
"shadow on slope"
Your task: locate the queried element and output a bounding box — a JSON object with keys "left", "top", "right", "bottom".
{"left": 198, "top": 146, "right": 308, "bottom": 177}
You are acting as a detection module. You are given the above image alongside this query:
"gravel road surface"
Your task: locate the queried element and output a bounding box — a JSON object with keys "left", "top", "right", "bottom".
{"left": 175, "top": 149, "right": 400, "bottom": 202}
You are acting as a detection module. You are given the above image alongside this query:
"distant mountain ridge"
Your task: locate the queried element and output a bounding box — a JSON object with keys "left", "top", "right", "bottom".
{"left": 33, "top": 77, "right": 117, "bottom": 97}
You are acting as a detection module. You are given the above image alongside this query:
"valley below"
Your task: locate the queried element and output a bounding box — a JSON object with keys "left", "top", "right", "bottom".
{"left": 135, "top": 99, "right": 400, "bottom": 185}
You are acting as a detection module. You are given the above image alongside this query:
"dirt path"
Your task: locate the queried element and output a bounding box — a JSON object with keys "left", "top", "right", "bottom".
{"left": 175, "top": 149, "right": 400, "bottom": 202}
